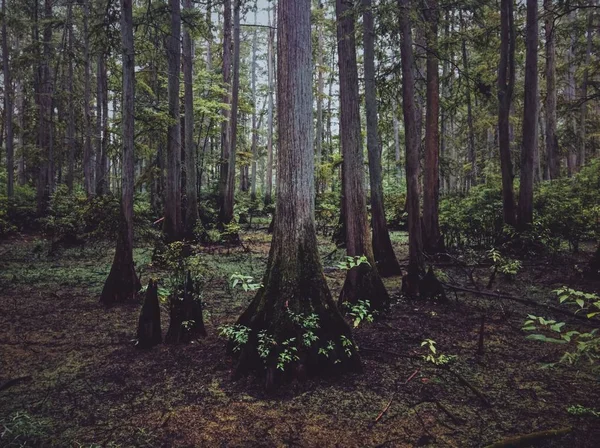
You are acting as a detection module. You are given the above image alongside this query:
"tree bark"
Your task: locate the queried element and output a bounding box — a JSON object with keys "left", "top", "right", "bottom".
{"left": 498, "top": 0, "right": 516, "bottom": 227}
{"left": 234, "top": 0, "right": 361, "bottom": 383}
{"left": 2, "top": 0, "right": 14, "bottom": 198}
{"left": 264, "top": 2, "right": 275, "bottom": 206}
{"left": 183, "top": 0, "right": 199, "bottom": 236}
{"left": 165, "top": 0, "right": 183, "bottom": 241}
{"left": 544, "top": 0, "right": 559, "bottom": 180}
{"left": 579, "top": 7, "right": 593, "bottom": 169}
{"left": 66, "top": 10, "right": 75, "bottom": 193}
{"left": 517, "top": 0, "right": 538, "bottom": 229}
{"left": 250, "top": 1, "right": 259, "bottom": 201}
{"left": 219, "top": 0, "right": 232, "bottom": 207}
{"left": 100, "top": 0, "right": 140, "bottom": 306}
{"left": 83, "top": 0, "right": 94, "bottom": 197}
{"left": 362, "top": 0, "right": 401, "bottom": 277}
{"left": 398, "top": 0, "right": 424, "bottom": 294}
{"left": 422, "top": 0, "right": 443, "bottom": 254}
{"left": 337, "top": 0, "right": 389, "bottom": 310}
{"left": 459, "top": 10, "right": 476, "bottom": 188}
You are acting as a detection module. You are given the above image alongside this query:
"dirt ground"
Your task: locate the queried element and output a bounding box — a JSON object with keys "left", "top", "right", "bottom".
{"left": 1, "top": 230, "right": 599, "bottom": 447}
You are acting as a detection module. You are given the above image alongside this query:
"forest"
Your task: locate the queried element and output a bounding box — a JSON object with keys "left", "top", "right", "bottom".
{"left": 1, "top": 0, "right": 600, "bottom": 446}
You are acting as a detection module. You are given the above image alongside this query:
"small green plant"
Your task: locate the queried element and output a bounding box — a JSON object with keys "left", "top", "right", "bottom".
{"left": 0, "top": 411, "right": 49, "bottom": 447}
{"left": 257, "top": 330, "right": 276, "bottom": 359}
{"left": 340, "top": 335, "right": 355, "bottom": 358}
{"left": 567, "top": 404, "right": 600, "bottom": 417}
{"left": 230, "top": 273, "right": 263, "bottom": 292}
{"left": 554, "top": 286, "right": 600, "bottom": 318}
{"left": 346, "top": 299, "right": 376, "bottom": 328}
{"left": 488, "top": 247, "right": 522, "bottom": 277}
{"left": 336, "top": 255, "right": 370, "bottom": 270}
{"left": 218, "top": 324, "right": 251, "bottom": 352}
{"left": 421, "top": 339, "right": 457, "bottom": 366}
{"left": 318, "top": 340, "right": 336, "bottom": 357}
{"left": 277, "top": 338, "right": 299, "bottom": 371}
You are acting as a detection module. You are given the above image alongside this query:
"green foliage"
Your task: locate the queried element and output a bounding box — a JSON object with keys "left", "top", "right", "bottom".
{"left": 0, "top": 411, "right": 49, "bottom": 447}
{"left": 336, "top": 255, "right": 370, "bottom": 270}
{"left": 567, "top": 404, "right": 600, "bottom": 418}
{"left": 488, "top": 247, "right": 521, "bottom": 277}
{"left": 218, "top": 324, "right": 251, "bottom": 352}
{"left": 230, "top": 273, "right": 262, "bottom": 292}
{"left": 277, "top": 338, "right": 300, "bottom": 371}
{"left": 421, "top": 339, "right": 457, "bottom": 366}
{"left": 522, "top": 288, "right": 600, "bottom": 368}
{"left": 346, "top": 300, "right": 376, "bottom": 328}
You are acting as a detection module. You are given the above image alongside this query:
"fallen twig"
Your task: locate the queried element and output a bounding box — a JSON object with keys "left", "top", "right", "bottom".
{"left": 374, "top": 368, "right": 420, "bottom": 423}
{"left": 483, "top": 427, "right": 571, "bottom": 448}
{"left": 446, "top": 368, "right": 491, "bottom": 407}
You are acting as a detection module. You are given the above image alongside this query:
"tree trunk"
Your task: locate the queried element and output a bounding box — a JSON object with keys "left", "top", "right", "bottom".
{"left": 66, "top": 11, "right": 75, "bottom": 193}
{"left": 579, "top": 7, "right": 593, "bottom": 169}
{"left": 165, "top": 273, "right": 206, "bottom": 344}
{"left": 219, "top": 0, "right": 241, "bottom": 227}
{"left": 398, "top": 0, "right": 424, "bottom": 294}
{"left": 2, "top": 0, "right": 14, "bottom": 198}
{"left": 517, "top": 0, "right": 538, "bottom": 229}
{"left": 337, "top": 0, "right": 389, "bottom": 311}
{"left": 83, "top": 0, "right": 94, "bottom": 197}
{"left": 392, "top": 99, "right": 402, "bottom": 183}
{"left": 422, "top": 0, "right": 443, "bottom": 254}
{"left": 183, "top": 0, "right": 199, "bottom": 237}
{"left": 315, "top": 0, "right": 325, "bottom": 192}
{"left": 250, "top": 2, "right": 258, "bottom": 201}
{"left": 498, "top": 0, "right": 516, "bottom": 227}
{"left": 95, "top": 53, "right": 109, "bottom": 195}
{"left": 459, "top": 10, "right": 476, "bottom": 188}
{"left": 544, "top": 0, "right": 559, "bottom": 180}
{"left": 165, "top": 0, "right": 183, "bottom": 241}
{"left": 137, "top": 280, "right": 162, "bottom": 348}
{"left": 219, "top": 0, "right": 232, "bottom": 207}
{"left": 100, "top": 0, "right": 140, "bottom": 306}
{"left": 264, "top": 2, "right": 275, "bottom": 206}
{"left": 362, "top": 0, "right": 401, "bottom": 277}
{"left": 234, "top": 0, "right": 361, "bottom": 384}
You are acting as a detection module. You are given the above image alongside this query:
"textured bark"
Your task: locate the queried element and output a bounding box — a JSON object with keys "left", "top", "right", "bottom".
{"left": 517, "top": 0, "right": 538, "bottom": 229}
{"left": 337, "top": 0, "right": 389, "bottom": 310}
{"left": 460, "top": 9, "right": 476, "bottom": 187}
{"left": 66, "top": 12, "right": 75, "bottom": 193}
{"left": 544, "top": 0, "right": 559, "bottom": 180}
{"left": 137, "top": 280, "right": 162, "bottom": 349}
{"left": 398, "top": 0, "right": 424, "bottom": 293}
{"left": 165, "top": 0, "right": 183, "bottom": 241}
{"left": 579, "top": 8, "right": 593, "bottom": 169}
{"left": 498, "top": 0, "right": 516, "bottom": 227}
{"left": 250, "top": 2, "right": 258, "bottom": 201}
{"left": 183, "top": 0, "right": 199, "bottom": 236}
{"left": 165, "top": 273, "right": 206, "bottom": 344}
{"left": 566, "top": 11, "right": 577, "bottom": 176}
{"left": 2, "top": 0, "right": 14, "bottom": 198}
{"left": 95, "top": 53, "right": 109, "bottom": 195}
{"left": 264, "top": 3, "right": 275, "bottom": 206}
{"left": 316, "top": 0, "right": 325, "bottom": 186}
{"left": 100, "top": 0, "right": 140, "bottom": 306}
{"left": 83, "top": 0, "right": 94, "bottom": 197}
{"left": 392, "top": 99, "right": 402, "bottom": 182}
{"left": 234, "top": 0, "right": 361, "bottom": 383}
{"left": 219, "top": 0, "right": 232, "bottom": 207}
{"left": 219, "top": 0, "right": 241, "bottom": 226}
{"left": 422, "top": 0, "right": 443, "bottom": 254}
{"left": 362, "top": 0, "right": 401, "bottom": 277}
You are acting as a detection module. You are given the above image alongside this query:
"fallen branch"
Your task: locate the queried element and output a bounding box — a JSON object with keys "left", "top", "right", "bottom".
{"left": 483, "top": 427, "right": 571, "bottom": 448}
{"left": 441, "top": 283, "right": 594, "bottom": 323}
{"left": 447, "top": 368, "right": 491, "bottom": 407}
{"left": 374, "top": 368, "right": 420, "bottom": 423}
{"left": 0, "top": 376, "right": 32, "bottom": 392}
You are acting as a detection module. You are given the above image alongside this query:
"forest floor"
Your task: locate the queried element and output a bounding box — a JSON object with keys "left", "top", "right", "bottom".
{"left": 1, "top": 229, "right": 600, "bottom": 447}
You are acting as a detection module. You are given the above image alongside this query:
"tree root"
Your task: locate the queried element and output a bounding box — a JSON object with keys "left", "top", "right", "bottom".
{"left": 483, "top": 427, "right": 571, "bottom": 448}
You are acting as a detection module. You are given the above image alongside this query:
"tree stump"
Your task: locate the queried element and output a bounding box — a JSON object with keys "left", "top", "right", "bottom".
{"left": 136, "top": 279, "right": 162, "bottom": 348}
{"left": 165, "top": 273, "right": 206, "bottom": 344}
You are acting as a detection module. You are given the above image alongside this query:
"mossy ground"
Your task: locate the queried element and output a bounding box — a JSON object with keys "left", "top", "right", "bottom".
{"left": 1, "top": 231, "right": 599, "bottom": 447}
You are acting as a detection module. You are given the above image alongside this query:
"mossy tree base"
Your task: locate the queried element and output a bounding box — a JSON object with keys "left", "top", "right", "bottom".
{"left": 339, "top": 263, "right": 390, "bottom": 312}
{"left": 232, "top": 233, "right": 362, "bottom": 387}
{"left": 99, "top": 237, "right": 140, "bottom": 306}
{"left": 165, "top": 273, "right": 206, "bottom": 344}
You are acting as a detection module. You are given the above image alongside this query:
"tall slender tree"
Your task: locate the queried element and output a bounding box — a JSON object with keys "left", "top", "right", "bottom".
{"left": 422, "top": 0, "right": 443, "bottom": 253}
{"left": 100, "top": 0, "right": 140, "bottom": 305}
{"left": 398, "top": 0, "right": 423, "bottom": 294}
{"left": 2, "top": 0, "right": 14, "bottom": 198}
{"left": 517, "top": 0, "right": 538, "bottom": 229}
{"left": 337, "top": 0, "right": 389, "bottom": 310}
{"left": 165, "top": 0, "right": 183, "bottom": 241}
{"left": 233, "top": 0, "right": 361, "bottom": 384}
{"left": 362, "top": 0, "right": 401, "bottom": 276}
{"left": 498, "top": 0, "right": 516, "bottom": 227}
{"left": 544, "top": 0, "right": 559, "bottom": 180}
{"left": 264, "top": 1, "right": 275, "bottom": 205}
{"left": 83, "top": 0, "right": 94, "bottom": 197}
{"left": 183, "top": 0, "right": 199, "bottom": 236}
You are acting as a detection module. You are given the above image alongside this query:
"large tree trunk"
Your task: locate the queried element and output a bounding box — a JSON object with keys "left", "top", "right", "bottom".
{"left": 95, "top": 52, "right": 109, "bottom": 195}
{"left": 234, "top": 0, "right": 361, "bottom": 384}
{"left": 264, "top": 3, "right": 275, "bottom": 206}
{"left": 219, "top": 0, "right": 232, "bottom": 208}
{"left": 2, "top": 0, "right": 14, "bottom": 198}
{"left": 544, "top": 0, "right": 559, "bottom": 180}
{"left": 99, "top": 0, "right": 140, "bottom": 306}
{"left": 362, "top": 0, "right": 401, "bottom": 277}
{"left": 517, "top": 0, "right": 538, "bottom": 229}
{"left": 460, "top": 10, "right": 476, "bottom": 188}
{"left": 165, "top": 0, "right": 183, "bottom": 241}
{"left": 315, "top": 0, "right": 325, "bottom": 192}
{"left": 498, "top": 0, "right": 516, "bottom": 227}
{"left": 392, "top": 99, "right": 402, "bottom": 183}
{"left": 219, "top": 0, "right": 241, "bottom": 227}
{"left": 66, "top": 11, "right": 75, "bottom": 193}
{"left": 250, "top": 2, "right": 259, "bottom": 202}
{"left": 579, "top": 8, "right": 593, "bottom": 169}
{"left": 398, "top": 0, "right": 424, "bottom": 294}
{"left": 83, "top": 0, "right": 94, "bottom": 197}
{"left": 183, "top": 0, "right": 199, "bottom": 237}
{"left": 337, "top": 0, "right": 389, "bottom": 311}
{"left": 422, "top": 0, "right": 443, "bottom": 254}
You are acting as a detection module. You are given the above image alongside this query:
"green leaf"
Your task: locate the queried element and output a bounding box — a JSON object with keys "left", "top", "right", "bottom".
{"left": 587, "top": 312, "right": 599, "bottom": 319}
{"left": 576, "top": 298, "right": 585, "bottom": 308}
{"left": 526, "top": 334, "right": 567, "bottom": 344}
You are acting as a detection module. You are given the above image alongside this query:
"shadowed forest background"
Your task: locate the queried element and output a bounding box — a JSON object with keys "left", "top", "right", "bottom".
{"left": 1, "top": 0, "right": 600, "bottom": 446}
